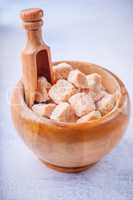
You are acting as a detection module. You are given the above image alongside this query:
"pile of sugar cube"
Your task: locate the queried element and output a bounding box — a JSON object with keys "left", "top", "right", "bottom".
{"left": 32, "top": 63, "right": 116, "bottom": 123}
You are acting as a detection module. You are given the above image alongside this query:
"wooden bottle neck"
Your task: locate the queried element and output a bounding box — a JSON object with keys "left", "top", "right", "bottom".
{"left": 25, "top": 28, "right": 44, "bottom": 46}
{"left": 21, "top": 8, "right": 45, "bottom": 47}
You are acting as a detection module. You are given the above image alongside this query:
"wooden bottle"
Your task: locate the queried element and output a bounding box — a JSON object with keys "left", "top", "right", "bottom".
{"left": 20, "top": 8, "right": 53, "bottom": 107}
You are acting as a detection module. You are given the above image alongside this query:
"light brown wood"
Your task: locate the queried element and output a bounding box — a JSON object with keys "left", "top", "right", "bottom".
{"left": 11, "top": 61, "right": 130, "bottom": 173}
{"left": 20, "top": 8, "right": 53, "bottom": 107}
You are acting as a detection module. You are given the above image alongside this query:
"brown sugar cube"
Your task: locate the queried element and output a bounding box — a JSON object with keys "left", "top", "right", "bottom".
{"left": 38, "top": 76, "right": 51, "bottom": 91}
{"left": 53, "top": 63, "right": 73, "bottom": 81}
{"left": 32, "top": 103, "right": 56, "bottom": 118}
{"left": 68, "top": 69, "right": 88, "bottom": 89}
{"left": 35, "top": 77, "right": 51, "bottom": 103}
{"left": 89, "top": 90, "right": 108, "bottom": 102}
{"left": 69, "top": 92, "right": 96, "bottom": 117}
{"left": 35, "top": 86, "right": 49, "bottom": 103}
{"left": 48, "top": 79, "right": 77, "bottom": 104}
{"left": 97, "top": 93, "right": 115, "bottom": 115}
{"left": 81, "top": 89, "right": 107, "bottom": 102}
{"left": 50, "top": 102, "right": 77, "bottom": 122}
{"left": 87, "top": 73, "right": 102, "bottom": 91}
{"left": 77, "top": 111, "right": 101, "bottom": 123}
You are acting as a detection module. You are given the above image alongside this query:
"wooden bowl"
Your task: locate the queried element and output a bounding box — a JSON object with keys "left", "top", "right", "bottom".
{"left": 11, "top": 61, "right": 130, "bottom": 173}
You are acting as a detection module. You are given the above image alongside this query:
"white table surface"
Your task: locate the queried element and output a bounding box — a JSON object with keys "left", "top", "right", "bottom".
{"left": 0, "top": 1, "right": 133, "bottom": 200}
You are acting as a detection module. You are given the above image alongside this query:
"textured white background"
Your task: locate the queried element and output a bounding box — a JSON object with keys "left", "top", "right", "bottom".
{"left": 0, "top": 1, "right": 133, "bottom": 200}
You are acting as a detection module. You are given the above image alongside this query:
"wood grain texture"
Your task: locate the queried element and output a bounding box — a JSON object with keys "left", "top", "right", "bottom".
{"left": 11, "top": 61, "right": 130, "bottom": 173}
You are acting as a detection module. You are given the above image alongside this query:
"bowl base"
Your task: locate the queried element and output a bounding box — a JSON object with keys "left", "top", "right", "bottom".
{"left": 40, "top": 160, "right": 96, "bottom": 173}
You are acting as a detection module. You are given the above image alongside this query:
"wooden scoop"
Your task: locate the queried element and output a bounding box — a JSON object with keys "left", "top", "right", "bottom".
{"left": 20, "top": 8, "right": 53, "bottom": 107}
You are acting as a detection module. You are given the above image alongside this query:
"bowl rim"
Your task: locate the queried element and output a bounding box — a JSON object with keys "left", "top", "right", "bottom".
{"left": 11, "top": 60, "right": 129, "bottom": 128}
